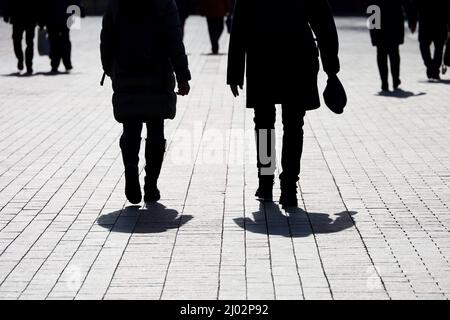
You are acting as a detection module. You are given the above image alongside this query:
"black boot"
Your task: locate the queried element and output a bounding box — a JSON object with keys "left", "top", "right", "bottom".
{"left": 255, "top": 175, "right": 274, "bottom": 201}
{"left": 144, "top": 139, "right": 166, "bottom": 203}
{"left": 279, "top": 180, "right": 298, "bottom": 208}
{"left": 120, "top": 136, "right": 142, "bottom": 204}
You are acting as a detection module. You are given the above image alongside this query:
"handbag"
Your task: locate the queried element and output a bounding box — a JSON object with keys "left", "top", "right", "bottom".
{"left": 38, "top": 28, "right": 50, "bottom": 56}
{"left": 323, "top": 75, "right": 347, "bottom": 115}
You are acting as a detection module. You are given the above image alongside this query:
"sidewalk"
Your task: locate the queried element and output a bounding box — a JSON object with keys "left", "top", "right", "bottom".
{"left": 0, "top": 17, "right": 450, "bottom": 300}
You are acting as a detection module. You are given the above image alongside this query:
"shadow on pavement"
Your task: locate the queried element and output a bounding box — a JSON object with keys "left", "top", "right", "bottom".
{"left": 2, "top": 71, "right": 75, "bottom": 77}
{"left": 376, "top": 89, "right": 427, "bottom": 99}
{"left": 234, "top": 202, "right": 357, "bottom": 237}
{"left": 419, "top": 79, "right": 450, "bottom": 85}
{"left": 97, "top": 203, "right": 193, "bottom": 234}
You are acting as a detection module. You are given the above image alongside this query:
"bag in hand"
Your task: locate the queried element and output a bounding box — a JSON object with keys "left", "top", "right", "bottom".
{"left": 112, "top": 74, "right": 177, "bottom": 123}
{"left": 323, "top": 75, "right": 347, "bottom": 115}
{"left": 38, "top": 28, "right": 50, "bottom": 56}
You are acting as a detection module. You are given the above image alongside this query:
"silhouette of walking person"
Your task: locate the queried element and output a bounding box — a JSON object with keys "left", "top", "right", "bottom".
{"left": 199, "top": 0, "right": 231, "bottom": 54}
{"left": 40, "top": 0, "right": 85, "bottom": 73}
{"left": 2, "top": 0, "right": 40, "bottom": 74}
{"left": 101, "top": 0, "right": 191, "bottom": 204}
{"left": 368, "top": 0, "right": 415, "bottom": 91}
{"left": 227, "top": 0, "right": 341, "bottom": 208}
{"left": 410, "top": 0, "right": 450, "bottom": 80}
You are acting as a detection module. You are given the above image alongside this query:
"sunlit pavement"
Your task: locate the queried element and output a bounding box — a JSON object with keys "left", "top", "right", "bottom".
{"left": 0, "top": 17, "right": 450, "bottom": 300}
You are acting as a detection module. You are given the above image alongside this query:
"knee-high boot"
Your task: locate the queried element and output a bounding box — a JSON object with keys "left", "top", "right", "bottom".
{"left": 120, "top": 135, "right": 142, "bottom": 204}
{"left": 144, "top": 139, "right": 166, "bottom": 202}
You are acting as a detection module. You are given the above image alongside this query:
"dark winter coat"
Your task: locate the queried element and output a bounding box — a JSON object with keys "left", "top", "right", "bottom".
{"left": 410, "top": 0, "right": 450, "bottom": 43}
{"left": 100, "top": 0, "right": 191, "bottom": 121}
{"left": 41, "top": 0, "right": 85, "bottom": 28}
{"left": 175, "top": 0, "right": 198, "bottom": 20}
{"left": 199, "top": 0, "right": 230, "bottom": 17}
{"left": 227, "top": 0, "right": 340, "bottom": 110}
{"left": 3, "top": 0, "right": 40, "bottom": 25}
{"left": 368, "top": 0, "right": 415, "bottom": 47}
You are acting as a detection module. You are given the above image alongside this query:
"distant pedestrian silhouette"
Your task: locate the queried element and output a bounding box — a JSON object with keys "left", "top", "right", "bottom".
{"left": 410, "top": 0, "right": 450, "bottom": 80}
{"left": 199, "top": 0, "right": 231, "bottom": 54}
{"left": 227, "top": 0, "right": 341, "bottom": 208}
{"left": 100, "top": 0, "right": 191, "bottom": 204}
{"left": 368, "top": 0, "right": 415, "bottom": 91}
{"left": 2, "top": 0, "right": 40, "bottom": 74}
{"left": 40, "top": 0, "right": 85, "bottom": 73}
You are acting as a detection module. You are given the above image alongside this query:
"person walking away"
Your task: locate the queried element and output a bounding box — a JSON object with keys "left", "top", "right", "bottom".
{"left": 2, "top": 0, "right": 40, "bottom": 74}
{"left": 199, "top": 0, "right": 230, "bottom": 54}
{"left": 227, "top": 0, "right": 341, "bottom": 208}
{"left": 368, "top": 0, "right": 415, "bottom": 91}
{"left": 410, "top": 0, "right": 450, "bottom": 80}
{"left": 41, "top": 0, "right": 85, "bottom": 73}
{"left": 101, "top": 0, "right": 191, "bottom": 204}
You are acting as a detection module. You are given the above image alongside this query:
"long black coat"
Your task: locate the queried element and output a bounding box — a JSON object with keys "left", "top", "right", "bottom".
{"left": 410, "top": 0, "right": 450, "bottom": 42}
{"left": 100, "top": 0, "right": 191, "bottom": 120}
{"left": 369, "top": 0, "right": 414, "bottom": 47}
{"left": 227, "top": 0, "right": 340, "bottom": 110}
{"left": 3, "top": 0, "right": 40, "bottom": 25}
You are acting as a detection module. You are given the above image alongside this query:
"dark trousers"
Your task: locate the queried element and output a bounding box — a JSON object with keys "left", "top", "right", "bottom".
{"left": 12, "top": 23, "right": 36, "bottom": 70}
{"left": 377, "top": 45, "right": 400, "bottom": 85}
{"left": 47, "top": 26, "right": 72, "bottom": 71}
{"left": 121, "top": 120, "right": 166, "bottom": 187}
{"left": 206, "top": 17, "right": 224, "bottom": 54}
{"left": 254, "top": 105, "right": 306, "bottom": 183}
{"left": 420, "top": 40, "right": 445, "bottom": 76}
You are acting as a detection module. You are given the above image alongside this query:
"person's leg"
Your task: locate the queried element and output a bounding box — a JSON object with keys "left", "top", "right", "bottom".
{"left": 376, "top": 46, "right": 389, "bottom": 90}
{"left": 389, "top": 45, "right": 401, "bottom": 89}
{"left": 419, "top": 40, "right": 433, "bottom": 79}
{"left": 12, "top": 24, "right": 25, "bottom": 71}
{"left": 121, "top": 122, "right": 143, "bottom": 204}
{"left": 431, "top": 40, "right": 444, "bottom": 79}
{"left": 254, "top": 105, "right": 276, "bottom": 200}
{"left": 144, "top": 119, "right": 166, "bottom": 202}
{"left": 47, "top": 27, "right": 61, "bottom": 72}
{"left": 24, "top": 24, "right": 36, "bottom": 74}
{"left": 206, "top": 17, "right": 224, "bottom": 54}
{"left": 61, "top": 27, "right": 73, "bottom": 71}
{"left": 279, "top": 104, "right": 306, "bottom": 208}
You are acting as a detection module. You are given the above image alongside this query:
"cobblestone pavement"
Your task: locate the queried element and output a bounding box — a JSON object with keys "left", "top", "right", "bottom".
{"left": 0, "top": 17, "right": 450, "bottom": 300}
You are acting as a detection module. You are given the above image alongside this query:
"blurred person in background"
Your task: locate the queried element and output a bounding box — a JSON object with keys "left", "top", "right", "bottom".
{"left": 368, "top": 0, "right": 415, "bottom": 91}
{"left": 199, "top": 0, "right": 231, "bottom": 54}
{"left": 2, "top": 0, "right": 41, "bottom": 74}
{"left": 410, "top": 0, "right": 450, "bottom": 80}
{"left": 40, "top": 0, "right": 85, "bottom": 73}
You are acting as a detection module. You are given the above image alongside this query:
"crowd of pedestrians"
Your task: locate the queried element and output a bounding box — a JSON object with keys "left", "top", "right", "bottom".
{"left": 2, "top": 0, "right": 449, "bottom": 208}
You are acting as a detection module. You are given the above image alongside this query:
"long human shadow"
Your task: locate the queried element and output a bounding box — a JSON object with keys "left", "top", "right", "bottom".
{"left": 234, "top": 202, "right": 357, "bottom": 237}
{"left": 1, "top": 71, "right": 74, "bottom": 77}
{"left": 376, "top": 89, "right": 426, "bottom": 99}
{"left": 419, "top": 79, "right": 450, "bottom": 85}
{"left": 97, "top": 203, "right": 193, "bottom": 234}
